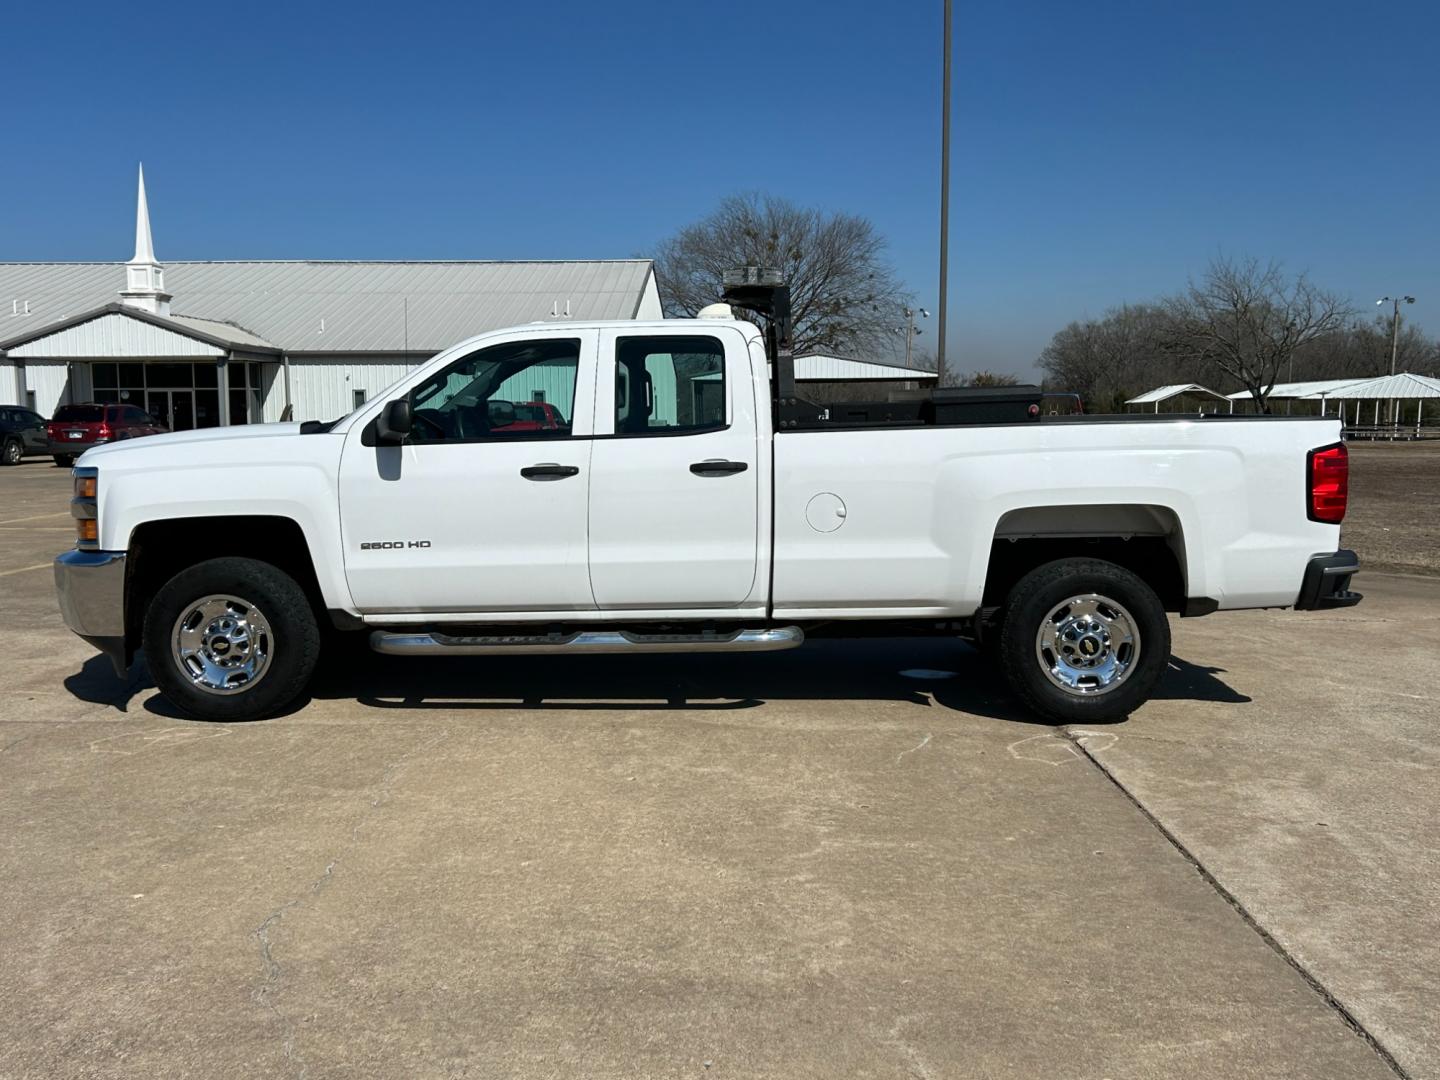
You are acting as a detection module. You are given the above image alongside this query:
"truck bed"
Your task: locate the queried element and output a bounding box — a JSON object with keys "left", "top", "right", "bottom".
{"left": 769, "top": 413, "right": 1344, "bottom": 619}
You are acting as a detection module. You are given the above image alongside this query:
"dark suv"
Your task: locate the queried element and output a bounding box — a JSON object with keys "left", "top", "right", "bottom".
{"left": 1, "top": 406, "right": 48, "bottom": 465}
{"left": 47, "top": 403, "right": 167, "bottom": 467}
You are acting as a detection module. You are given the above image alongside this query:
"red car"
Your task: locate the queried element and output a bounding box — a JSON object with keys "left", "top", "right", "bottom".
{"left": 492, "top": 401, "right": 566, "bottom": 432}
{"left": 47, "top": 403, "right": 167, "bottom": 467}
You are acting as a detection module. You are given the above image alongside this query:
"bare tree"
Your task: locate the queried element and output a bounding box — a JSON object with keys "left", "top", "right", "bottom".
{"left": 1293, "top": 314, "right": 1438, "bottom": 379}
{"left": 1162, "top": 257, "right": 1353, "bottom": 412}
{"left": 960, "top": 370, "right": 1023, "bottom": 387}
{"left": 1038, "top": 303, "right": 1172, "bottom": 411}
{"left": 652, "top": 193, "right": 909, "bottom": 359}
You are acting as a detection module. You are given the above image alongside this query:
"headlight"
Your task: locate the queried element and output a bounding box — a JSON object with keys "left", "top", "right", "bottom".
{"left": 71, "top": 468, "right": 99, "bottom": 550}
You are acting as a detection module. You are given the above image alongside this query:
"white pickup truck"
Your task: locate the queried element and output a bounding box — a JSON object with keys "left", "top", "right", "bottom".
{"left": 54, "top": 275, "right": 1360, "bottom": 723}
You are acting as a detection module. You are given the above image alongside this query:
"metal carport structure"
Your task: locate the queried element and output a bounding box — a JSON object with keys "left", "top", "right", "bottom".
{"left": 1125, "top": 383, "right": 1231, "bottom": 413}
{"left": 1298, "top": 372, "right": 1440, "bottom": 438}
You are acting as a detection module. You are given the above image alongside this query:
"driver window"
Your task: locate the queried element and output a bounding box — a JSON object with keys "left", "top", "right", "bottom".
{"left": 407, "top": 338, "right": 579, "bottom": 443}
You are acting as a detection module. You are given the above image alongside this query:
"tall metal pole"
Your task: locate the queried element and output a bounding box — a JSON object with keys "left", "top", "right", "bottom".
{"left": 936, "top": 0, "right": 952, "bottom": 388}
{"left": 1389, "top": 296, "right": 1401, "bottom": 377}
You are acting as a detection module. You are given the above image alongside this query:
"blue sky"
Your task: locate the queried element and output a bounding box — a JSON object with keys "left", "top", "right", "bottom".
{"left": 4, "top": 0, "right": 1437, "bottom": 376}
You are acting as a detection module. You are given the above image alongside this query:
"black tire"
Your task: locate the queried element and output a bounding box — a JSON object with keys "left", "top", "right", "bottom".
{"left": 53, "top": 454, "right": 75, "bottom": 468}
{"left": 143, "top": 557, "right": 321, "bottom": 721}
{"left": 1, "top": 438, "right": 21, "bottom": 466}
{"left": 999, "top": 558, "right": 1170, "bottom": 724}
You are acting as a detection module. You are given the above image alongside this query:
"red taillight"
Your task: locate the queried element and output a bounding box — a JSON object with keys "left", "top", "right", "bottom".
{"left": 96, "top": 424, "right": 112, "bottom": 439}
{"left": 1307, "top": 442, "right": 1348, "bottom": 524}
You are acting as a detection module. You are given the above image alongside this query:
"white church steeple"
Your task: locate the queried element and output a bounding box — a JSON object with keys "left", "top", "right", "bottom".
{"left": 119, "top": 164, "right": 172, "bottom": 315}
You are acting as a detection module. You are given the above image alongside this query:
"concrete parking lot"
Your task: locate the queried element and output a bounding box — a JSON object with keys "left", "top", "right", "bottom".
{"left": 1, "top": 458, "right": 1436, "bottom": 1079}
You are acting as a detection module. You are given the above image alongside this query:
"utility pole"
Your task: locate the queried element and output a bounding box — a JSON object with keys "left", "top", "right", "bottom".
{"left": 936, "top": 0, "right": 952, "bottom": 388}
{"left": 896, "top": 306, "right": 930, "bottom": 368}
{"left": 1377, "top": 295, "right": 1415, "bottom": 376}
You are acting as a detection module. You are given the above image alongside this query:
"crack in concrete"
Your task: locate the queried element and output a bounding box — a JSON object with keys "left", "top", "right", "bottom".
{"left": 1059, "top": 727, "right": 1413, "bottom": 1080}
{"left": 895, "top": 733, "right": 932, "bottom": 763}
{"left": 882, "top": 1015, "right": 936, "bottom": 1080}
{"left": 248, "top": 730, "right": 449, "bottom": 1079}
{"left": 0, "top": 733, "right": 36, "bottom": 755}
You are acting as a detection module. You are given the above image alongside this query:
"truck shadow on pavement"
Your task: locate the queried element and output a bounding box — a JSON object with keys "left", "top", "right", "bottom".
{"left": 64, "top": 640, "right": 1250, "bottom": 725}
{"left": 315, "top": 639, "right": 1251, "bottom": 726}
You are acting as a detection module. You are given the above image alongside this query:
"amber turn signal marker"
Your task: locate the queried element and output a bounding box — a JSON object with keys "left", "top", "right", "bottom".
{"left": 76, "top": 520, "right": 99, "bottom": 543}
{"left": 75, "top": 476, "right": 97, "bottom": 498}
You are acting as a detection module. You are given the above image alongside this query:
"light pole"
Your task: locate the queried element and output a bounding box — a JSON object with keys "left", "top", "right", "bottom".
{"left": 936, "top": 0, "right": 952, "bottom": 388}
{"left": 1376, "top": 295, "right": 1416, "bottom": 376}
{"left": 895, "top": 306, "right": 930, "bottom": 368}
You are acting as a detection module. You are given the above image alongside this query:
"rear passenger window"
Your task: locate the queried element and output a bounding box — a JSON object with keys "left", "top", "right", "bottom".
{"left": 614, "top": 336, "right": 725, "bottom": 435}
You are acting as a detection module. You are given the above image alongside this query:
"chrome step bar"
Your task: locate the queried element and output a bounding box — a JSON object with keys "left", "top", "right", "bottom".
{"left": 370, "top": 626, "right": 804, "bottom": 656}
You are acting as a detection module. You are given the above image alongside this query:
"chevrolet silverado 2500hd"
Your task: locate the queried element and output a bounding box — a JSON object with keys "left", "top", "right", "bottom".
{"left": 53, "top": 275, "right": 1360, "bottom": 723}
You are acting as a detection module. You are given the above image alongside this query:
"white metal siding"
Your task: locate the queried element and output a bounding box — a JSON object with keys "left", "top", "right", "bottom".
{"left": 0, "top": 359, "right": 16, "bottom": 405}
{"left": 24, "top": 361, "right": 73, "bottom": 418}
{"left": 793, "top": 355, "right": 937, "bottom": 381}
{"left": 634, "top": 271, "right": 663, "bottom": 320}
{"left": 7, "top": 313, "right": 225, "bottom": 359}
{"left": 286, "top": 356, "right": 420, "bottom": 421}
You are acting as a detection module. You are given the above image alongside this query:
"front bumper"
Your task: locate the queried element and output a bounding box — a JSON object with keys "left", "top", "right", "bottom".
{"left": 1294, "top": 549, "right": 1362, "bottom": 610}
{"left": 54, "top": 549, "right": 130, "bottom": 675}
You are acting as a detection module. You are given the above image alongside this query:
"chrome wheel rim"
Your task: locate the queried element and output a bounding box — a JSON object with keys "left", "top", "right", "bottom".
{"left": 3, "top": 441, "right": 19, "bottom": 463}
{"left": 1035, "top": 593, "right": 1140, "bottom": 697}
{"left": 171, "top": 595, "right": 274, "bottom": 696}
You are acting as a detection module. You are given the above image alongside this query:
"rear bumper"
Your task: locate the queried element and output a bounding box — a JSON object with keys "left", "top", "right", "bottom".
{"left": 1294, "top": 549, "right": 1362, "bottom": 610}
{"left": 48, "top": 439, "right": 100, "bottom": 455}
{"left": 54, "top": 549, "right": 130, "bottom": 675}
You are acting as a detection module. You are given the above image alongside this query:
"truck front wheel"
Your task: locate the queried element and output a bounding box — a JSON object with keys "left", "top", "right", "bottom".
{"left": 998, "top": 558, "right": 1170, "bottom": 723}
{"left": 142, "top": 557, "right": 320, "bottom": 721}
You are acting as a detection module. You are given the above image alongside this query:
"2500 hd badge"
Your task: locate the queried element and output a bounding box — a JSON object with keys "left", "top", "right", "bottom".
{"left": 360, "top": 540, "right": 432, "bottom": 550}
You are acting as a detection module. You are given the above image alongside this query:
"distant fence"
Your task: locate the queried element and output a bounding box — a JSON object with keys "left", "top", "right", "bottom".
{"left": 1343, "top": 421, "right": 1440, "bottom": 441}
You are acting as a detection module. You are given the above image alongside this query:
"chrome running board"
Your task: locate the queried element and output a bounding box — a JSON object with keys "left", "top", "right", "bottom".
{"left": 369, "top": 626, "right": 804, "bottom": 656}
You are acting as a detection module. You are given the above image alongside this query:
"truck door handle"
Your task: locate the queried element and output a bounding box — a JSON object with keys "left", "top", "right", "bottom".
{"left": 690, "top": 460, "right": 748, "bottom": 476}
{"left": 520, "top": 463, "right": 580, "bottom": 481}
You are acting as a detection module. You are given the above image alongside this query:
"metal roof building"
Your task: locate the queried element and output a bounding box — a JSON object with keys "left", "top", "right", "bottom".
{"left": 1125, "top": 383, "right": 1230, "bottom": 412}
{"left": 1222, "top": 378, "right": 1371, "bottom": 403}
{"left": 793, "top": 354, "right": 938, "bottom": 383}
{"left": 0, "top": 169, "right": 662, "bottom": 429}
{"left": 1294, "top": 372, "right": 1440, "bottom": 401}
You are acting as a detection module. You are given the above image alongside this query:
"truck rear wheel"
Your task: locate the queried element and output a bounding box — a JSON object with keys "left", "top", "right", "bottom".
{"left": 998, "top": 558, "right": 1170, "bottom": 723}
{"left": 142, "top": 557, "right": 320, "bottom": 721}
{"left": 53, "top": 454, "right": 75, "bottom": 468}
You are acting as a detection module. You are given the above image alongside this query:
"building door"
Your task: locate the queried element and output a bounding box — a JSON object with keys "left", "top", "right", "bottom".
{"left": 146, "top": 389, "right": 196, "bottom": 432}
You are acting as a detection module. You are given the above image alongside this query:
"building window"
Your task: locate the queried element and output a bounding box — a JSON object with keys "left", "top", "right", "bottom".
{"left": 531, "top": 390, "right": 546, "bottom": 403}
{"left": 78, "top": 360, "right": 273, "bottom": 431}
{"left": 353, "top": 389, "right": 368, "bottom": 409}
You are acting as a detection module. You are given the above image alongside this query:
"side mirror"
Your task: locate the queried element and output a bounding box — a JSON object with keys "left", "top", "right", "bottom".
{"left": 376, "top": 399, "right": 413, "bottom": 444}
